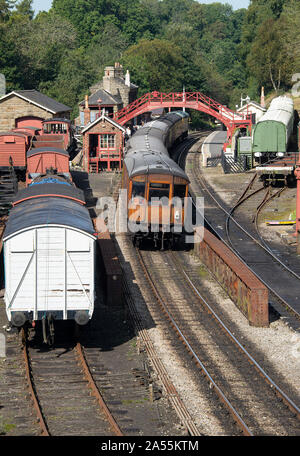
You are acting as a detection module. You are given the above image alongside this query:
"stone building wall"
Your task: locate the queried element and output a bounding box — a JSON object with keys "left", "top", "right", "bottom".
{"left": 0, "top": 95, "right": 70, "bottom": 132}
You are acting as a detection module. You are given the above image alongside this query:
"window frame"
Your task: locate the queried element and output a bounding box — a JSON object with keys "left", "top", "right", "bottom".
{"left": 99, "top": 133, "right": 116, "bottom": 150}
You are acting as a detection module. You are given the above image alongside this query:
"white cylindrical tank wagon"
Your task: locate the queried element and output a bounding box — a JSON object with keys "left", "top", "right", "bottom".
{"left": 3, "top": 180, "right": 96, "bottom": 330}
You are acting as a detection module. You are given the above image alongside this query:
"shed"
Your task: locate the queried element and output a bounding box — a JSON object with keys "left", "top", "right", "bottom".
{"left": 237, "top": 101, "right": 267, "bottom": 124}
{"left": 4, "top": 187, "right": 96, "bottom": 325}
{"left": 0, "top": 90, "right": 72, "bottom": 132}
{"left": 82, "top": 112, "right": 125, "bottom": 173}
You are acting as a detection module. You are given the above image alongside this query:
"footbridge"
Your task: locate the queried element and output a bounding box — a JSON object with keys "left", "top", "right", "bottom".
{"left": 113, "top": 91, "right": 252, "bottom": 146}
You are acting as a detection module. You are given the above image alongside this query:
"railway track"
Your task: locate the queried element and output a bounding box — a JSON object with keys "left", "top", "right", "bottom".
{"left": 21, "top": 326, "right": 124, "bottom": 436}
{"left": 17, "top": 289, "right": 182, "bottom": 437}
{"left": 187, "top": 146, "right": 300, "bottom": 323}
{"left": 122, "top": 272, "right": 200, "bottom": 436}
{"left": 135, "top": 246, "right": 300, "bottom": 436}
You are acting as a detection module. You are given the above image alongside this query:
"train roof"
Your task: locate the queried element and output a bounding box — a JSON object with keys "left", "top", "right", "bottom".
{"left": 126, "top": 130, "right": 169, "bottom": 156}
{"left": 26, "top": 147, "right": 69, "bottom": 158}
{"left": 159, "top": 111, "right": 190, "bottom": 121}
{"left": 12, "top": 129, "right": 36, "bottom": 136}
{"left": 43, "top": 118, "right": 71, "bottom": 124}
{"left": 126, "top": 111, "right": 189, "bottom": 155}
{"left": 12, "top": 180, "right": 85, "bottom": 206}
{"left": 4, "top": 196, "right": 95, "bottom": 240}
{"left": 257, "top": 96, "right": 294, "bottom": 126}
{"left": 124, "top": 151, "right": 189, "bottom": 181}
{"left": 13, "top": 126, "right": 41, "bottom": 131}
{"left": 268, "top": 96, "right": 294, "bottom": 111}
{"left": 0, "top": 131, "right": 31, "bottom": 138}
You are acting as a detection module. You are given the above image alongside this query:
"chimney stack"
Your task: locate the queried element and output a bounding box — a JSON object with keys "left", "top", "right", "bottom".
{"left": 260, "top": 86, "right": 265, "bottom": 108}
{"left": 125, "top": 70, "right": 130, "bottom": 87}
{"left": 84, "top": 95, "right": 90, "bottom": 125}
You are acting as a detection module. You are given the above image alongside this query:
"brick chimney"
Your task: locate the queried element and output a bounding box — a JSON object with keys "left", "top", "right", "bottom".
{"left": 260, "top": 87, "right": 265, "bottom": 108}
{"left": 84, "top": 95, "right": 90, "bottom": 125}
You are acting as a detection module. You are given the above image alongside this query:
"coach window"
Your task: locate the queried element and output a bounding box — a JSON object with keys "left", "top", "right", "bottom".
{"left": 132, "top": 181, "right": 145, "bottom": 198}
{"left": 149, "top": 182, "right": 170, "bottom": 201}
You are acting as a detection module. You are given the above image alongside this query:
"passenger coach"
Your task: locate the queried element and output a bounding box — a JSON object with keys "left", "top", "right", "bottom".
{"left": 123, "top": 111, "right": 190, "bottom": 248}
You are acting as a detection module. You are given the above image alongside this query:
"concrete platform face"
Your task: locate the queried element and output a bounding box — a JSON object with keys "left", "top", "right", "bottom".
{"left": 202, "top": 131, "right": 227, "bottom": 166}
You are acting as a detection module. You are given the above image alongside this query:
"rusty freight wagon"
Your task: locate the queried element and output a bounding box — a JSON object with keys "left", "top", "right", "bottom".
{"left": 42, "top": 118, "right": 77, "bottom": 158}
{"left": 26, "top": 147, "right": 71, "bottom": 184}
{"left": 0, "top": 131, "right": 32, "bottom": 170}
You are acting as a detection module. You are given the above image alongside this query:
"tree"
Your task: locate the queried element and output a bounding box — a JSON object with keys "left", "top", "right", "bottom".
{"left": 14, "top": 0, "right": 33, "bottom": 19}
{"left": 9, "top": 11, "right": 77, "bottom": 88}
{"left": 247, "top": 17, "right": 290, "bottom": 92}
{"left": 0, "top": 0, "right": 15, "bottom": 22}
{"left": 280, "top": 0, "right": 300, "bottom": 73}
{"left": 41, "top": 48, "right": 96, "bottom": 118}
{"left": 121, "top": 38, "right": 184, "bottom": 93}
{"left": 240, "top": 0, "right": 290, "bottom": 59}
{"left": 86, "top": 23, "right": 128, "bottom": 80}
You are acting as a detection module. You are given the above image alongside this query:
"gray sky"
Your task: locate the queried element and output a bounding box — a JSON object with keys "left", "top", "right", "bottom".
{"left": 32, "top": 0, "right": 250, "bottom": 14}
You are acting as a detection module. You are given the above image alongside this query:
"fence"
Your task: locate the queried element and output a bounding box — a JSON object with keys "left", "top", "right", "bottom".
{"left": 206, "top": 156, "right": 222, "bottom": 167}
{"left": 221, "top": 153, "right": 250, "bottom": 174}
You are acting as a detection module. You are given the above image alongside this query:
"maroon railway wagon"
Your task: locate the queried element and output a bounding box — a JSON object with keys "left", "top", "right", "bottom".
{"left": 32, "top": 134, "right": 65, "bottom": 150}
{"left": 12, "top": 126, "right": 41, "bottom": 136}
{"left": 42, "top": 118, "right": 76, "bottom": 158}
{"left": 26, "top": 147, "right": 71, "bottom": 184}
{"left": 0, "top": 131, "right": 32, "bottom": 171}
{"left": 15, "top": 116, "right": 44, "bottom": 131}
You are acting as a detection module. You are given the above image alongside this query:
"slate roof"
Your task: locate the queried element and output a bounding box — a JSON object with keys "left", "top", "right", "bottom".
{"left": 0, "top": 90, "right": 71, "bottom": 114}
{"left": 80, "top": 89, "right": 122, "bottom": 107}
{"left": 81, "top": 113, "right": 125, "bottom": 134}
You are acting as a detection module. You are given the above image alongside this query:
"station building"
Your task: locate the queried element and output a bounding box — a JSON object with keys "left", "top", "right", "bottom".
{"left": 0, "top": 89, "right": 71, "bottom": 132}
{"left": 237, "top": 101, "right": 267, "bottom": 125}
{"left": 79, "top": 63, "right": 138, "bottom": 173}
{"left": 78, "top": 63, "right": 138, "bottom": 126}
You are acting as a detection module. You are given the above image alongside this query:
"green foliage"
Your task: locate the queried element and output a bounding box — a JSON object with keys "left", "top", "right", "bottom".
{"left": 40, "top": 48, "right": 95, "bottom": 119}
{"left": 247, "top": 17, "right": 291, "bottom": 92}
{"left": 122, "top": 39, "right": 184, "bottom": 93}
{"left": 8, "top": 11, "right": 77, "bottom": 88}
{"left": 0, "top": 0, "right": 297, "bottom": 122}
{"left": 14, "top": 0, "right": 33, "bottom": 19}
{"left": 280, "top": 0, "right": 300, "bottom": 74}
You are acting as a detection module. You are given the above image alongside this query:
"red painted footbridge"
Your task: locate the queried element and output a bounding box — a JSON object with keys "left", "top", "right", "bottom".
{"left": 113, "top": 91, "right": 252, "bottom": 147}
